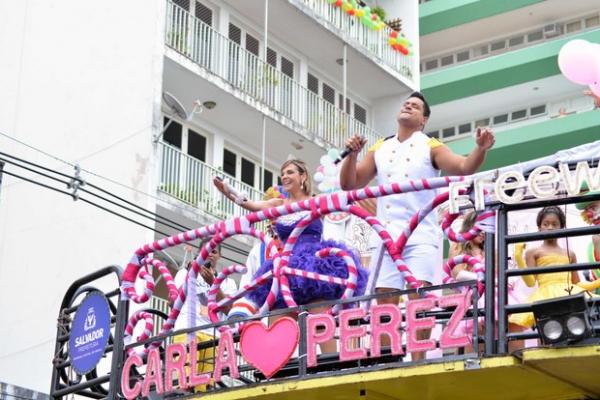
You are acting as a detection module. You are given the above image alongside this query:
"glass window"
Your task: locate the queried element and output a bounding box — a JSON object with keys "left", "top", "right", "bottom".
{"left": 493, "top": 114, "right": 509, "bottom": 125}
{"left": 241, "top": 158, "right": 255, "bottom": 187}
{"left": 527, "top": 31, "right": 543, "bottom": 42}
{"left": 441, "top": 55, "right": 454, "bottom": 66}
{"left": 475, "top": 118, "right": 490, "bottom": 128}
{"left": 442, "top": 127, "right": 455, "bottom": 138}
{"left": 223, "top": 149, "right": 237, "bottom": 177}
{"left": 473, "top": 45, "right": 489, "bottom": 57}
{"left": 585, "top": 16, "right": 600, "bottom": 28}
{"left": 508, "top": 36, "right": 524, "bottom": 47}
{"left": 425, "top": 59, "right": 438, "bottom": 70}
{"left": 530, "top": 105, "right": 547, "bottom": 116}
{"left": 490, "top": 40, "right": 506, "bottom": 51}
{"left": 163, "top": 117, "right": 182, "bottom": 148}
{"left": 263, "top": 169, "right": 273, "bottom": 192}
{"left": 426, "top": 130, "right": 439, "bottom": 139}
{"left": 187, "top": 129, "right": 206, "bottom": 161}
{"left": 511, "top": 110, "right": 527, "bottom": 120}
{"left": 566, "top": 21, "right": 582, "bottom": 33}
{"left": 456, "top": 51, "right": 470, "bottom": 62}
{"left": 458, "top": 123, "right": 471, "bottom": 134}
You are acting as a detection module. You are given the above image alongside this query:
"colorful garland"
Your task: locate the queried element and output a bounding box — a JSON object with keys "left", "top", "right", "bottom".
{"left": 327, "top": 0, "right": 386, "bottom": 31}
{"left": 388, "top": 31, "right": 413, "bottom": 56}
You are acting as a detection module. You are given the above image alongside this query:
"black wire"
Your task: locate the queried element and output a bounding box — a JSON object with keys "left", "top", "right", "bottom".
{"left": 1, "top": 169, "right": 171, "bottom": 236}
{"left": 0, "top": 152, "right": 190, "bottom": 231}
{"left": 0, "top": 154, "right": 252, "bottom": 257}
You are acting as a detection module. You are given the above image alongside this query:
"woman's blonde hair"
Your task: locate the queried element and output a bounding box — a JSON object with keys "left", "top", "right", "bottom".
{"left": 456, "top": 211, "right": 481, "bottom": 256}
{"left": 280, "top": 159, "right": 312, "bottom": 195}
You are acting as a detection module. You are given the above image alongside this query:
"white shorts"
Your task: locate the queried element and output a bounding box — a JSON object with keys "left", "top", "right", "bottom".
{"left": 371, "top": 243, "right": 439, "bottom": 290}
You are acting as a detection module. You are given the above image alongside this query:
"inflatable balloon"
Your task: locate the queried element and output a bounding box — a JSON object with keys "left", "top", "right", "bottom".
{"left": 558, "top": 39, "right": 599, "bottom": 85}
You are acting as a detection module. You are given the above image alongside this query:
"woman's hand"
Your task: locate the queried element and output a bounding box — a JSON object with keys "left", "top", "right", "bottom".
{"left": 213, "top": 176, "right": 228, "bottom": 195}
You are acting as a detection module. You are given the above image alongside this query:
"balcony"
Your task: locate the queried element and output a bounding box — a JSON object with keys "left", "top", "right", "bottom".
{"left": 421, "top": 28, "right": 600, "bottom": 106}
{"left": 289, "top": 0, "right": 415, "bottom": 83}
{"left": 158, "top": 142, "right": 264, "bottom": 221}
{"left": 447, "top": 108, "right": 600, "bottom": 171}
{"left": 164, "top": 1, "right": 383, "bottom": 155}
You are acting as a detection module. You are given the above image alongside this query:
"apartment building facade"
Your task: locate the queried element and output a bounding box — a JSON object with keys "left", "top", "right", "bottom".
{"left": 0, "top": 0, "right": 418, "bottom": 394}
{"left": 419, "top": 0, "right": 600, "bottom": 169}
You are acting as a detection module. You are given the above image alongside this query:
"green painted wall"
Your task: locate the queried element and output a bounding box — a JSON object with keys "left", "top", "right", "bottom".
{"left": 421, "top": 29, "right": 600, "bottom": 106}
{"left": 447, "top": 110, "right": 600, "bottom": 171}
{"left": 420, "top": 0, "right": 545, "bottom": 36}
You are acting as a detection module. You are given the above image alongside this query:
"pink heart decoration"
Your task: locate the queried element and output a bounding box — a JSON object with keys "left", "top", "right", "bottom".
{"left": 240, "top": 317, "right": 299, "bottom": 378}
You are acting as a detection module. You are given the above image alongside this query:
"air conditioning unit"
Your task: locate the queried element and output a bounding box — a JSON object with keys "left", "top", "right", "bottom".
{"left": 543, "top": 23, "right": 562, "bottom": 38}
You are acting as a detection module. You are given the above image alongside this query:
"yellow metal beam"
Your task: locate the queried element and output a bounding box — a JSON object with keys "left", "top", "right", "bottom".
{"left": 194, "top": 347, "right": 600, "bottom": 400}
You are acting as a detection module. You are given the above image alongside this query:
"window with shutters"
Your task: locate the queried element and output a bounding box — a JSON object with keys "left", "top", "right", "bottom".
{"left": 354, "top": 104, "right": 367, "bottom": 124}
{"left": 281, "top": 57, "right": 294, "bottom": 78}
{"left": 174, "top": 0, "right": 190, "bottom": 11}
{"left": 322, "top": 83, "right": 335, "bottom": 105}
{"left": 307, "top": 74, "right": 319, "bottom": 94}
{"left": 267, "top": 48, "right": 277, "bottom": 67}
{"left": 195, "top": 1, "right": 212, "bottom": 25}
{"left": 246, "top": 34, "right": 259, "bottom": 56}
{"left": 228, "top": 23, "right": 241, "bottom": 44}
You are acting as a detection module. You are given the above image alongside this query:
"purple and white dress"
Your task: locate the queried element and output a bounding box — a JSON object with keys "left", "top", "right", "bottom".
{"left": 248, "top": 211, "right": 369, "bottom": 309}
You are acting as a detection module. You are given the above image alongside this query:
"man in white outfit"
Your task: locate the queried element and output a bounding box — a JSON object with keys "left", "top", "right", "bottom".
{"left": 340, "top": 91, "right": 495, "bottom": 360}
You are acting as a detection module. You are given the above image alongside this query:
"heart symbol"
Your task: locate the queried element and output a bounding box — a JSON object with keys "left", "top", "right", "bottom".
{"left": 240, "top": 317, "right": 299, "bottom": 379}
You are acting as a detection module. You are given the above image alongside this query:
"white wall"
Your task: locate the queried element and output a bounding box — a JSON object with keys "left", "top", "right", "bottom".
{"left": 0, "top": 0, "right": 165, "bottom": 393}
{"left": 372, "top": 94, "right": 404, "bottom": 138}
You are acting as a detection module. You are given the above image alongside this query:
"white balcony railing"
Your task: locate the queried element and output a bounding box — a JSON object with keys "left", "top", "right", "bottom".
{"left": 292, "top": 0, "right": 414, "bottom": 82}
{"left": 159, "top": 142, "right": 264, "bottom": 221}
{"left": 165, "top": 1, "right": 381, "bottom": 152}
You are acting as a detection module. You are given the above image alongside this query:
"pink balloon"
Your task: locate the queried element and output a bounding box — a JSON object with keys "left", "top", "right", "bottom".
{"left": 558, "top": 39, "right": 599, "bottom": 85}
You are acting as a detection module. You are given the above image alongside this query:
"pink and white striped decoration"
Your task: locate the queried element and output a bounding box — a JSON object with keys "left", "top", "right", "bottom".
{"left": 124, "top": 311, "right": 155, "bottom": 356}
{"left": 442, "top": 254, "right": 485, "bottom": 295}
{"left": 120, "top": 175, "right": 481, "bottom": 343}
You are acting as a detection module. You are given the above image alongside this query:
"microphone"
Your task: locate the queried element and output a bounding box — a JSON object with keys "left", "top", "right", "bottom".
{"left": 333, "top": 136, "right": 366, "bottom": 165}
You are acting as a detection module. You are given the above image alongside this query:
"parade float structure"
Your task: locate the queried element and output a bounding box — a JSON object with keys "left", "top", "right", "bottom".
{"left": 50, "top": 141, "right": 600, "bottom": 400}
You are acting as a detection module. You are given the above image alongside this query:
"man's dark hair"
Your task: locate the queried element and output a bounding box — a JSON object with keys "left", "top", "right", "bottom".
{"left": 408, "top": 91, "right": 431, "bottom": 118}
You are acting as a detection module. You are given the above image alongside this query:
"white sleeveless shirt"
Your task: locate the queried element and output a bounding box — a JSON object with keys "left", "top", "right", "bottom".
{"left": 372, "top": 131, "right": 442, "bottom": 247}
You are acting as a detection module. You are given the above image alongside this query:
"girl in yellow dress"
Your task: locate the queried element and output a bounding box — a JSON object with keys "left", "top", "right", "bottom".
{"left": 510, "top": 206, "right": 587, "bottom": 328}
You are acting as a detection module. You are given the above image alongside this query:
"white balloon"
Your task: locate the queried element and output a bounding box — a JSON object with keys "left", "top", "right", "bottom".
{"left": 313, "top": 172, "right": 324, "bottom": 182}
{"left": 324, "top": 164, "right": 337, "bottom": 175}
{"left": 320, "top": 155, "right": 331, "bottom": 166}
{"left": 318, "top": 182, "right": 327, "bottom": 192}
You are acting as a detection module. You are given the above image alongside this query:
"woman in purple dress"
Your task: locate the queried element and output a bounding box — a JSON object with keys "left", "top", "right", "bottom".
{"left": 213, "top": 159, "right": 368, "bottom": 310}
